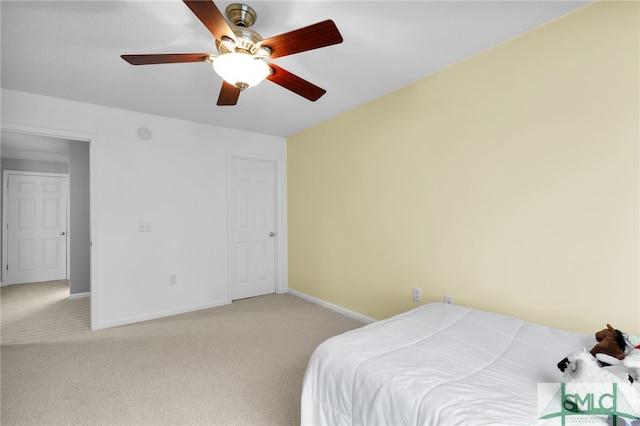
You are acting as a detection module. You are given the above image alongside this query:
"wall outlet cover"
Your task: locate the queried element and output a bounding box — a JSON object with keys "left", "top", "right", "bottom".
{"left": 412, "top": 288, "right": 421, "bottom": 302}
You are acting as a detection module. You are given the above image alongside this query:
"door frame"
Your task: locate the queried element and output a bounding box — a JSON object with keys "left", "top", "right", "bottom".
{"left": 226, "top": 153, "right": 288, "bottom": 300}
{"left": 1, "top": 121, "right": 97, "bottom": 330}
{"left": 2, "top": 170, "right": 70, "bottom": 285}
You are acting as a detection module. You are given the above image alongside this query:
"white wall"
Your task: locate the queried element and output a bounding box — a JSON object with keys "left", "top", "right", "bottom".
{"left": 1, "top": 89, "right": 287, "bottom": 330}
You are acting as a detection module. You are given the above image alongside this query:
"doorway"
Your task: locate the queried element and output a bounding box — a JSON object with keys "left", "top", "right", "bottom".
{"left": 0, "top": 129, "right": 91, "bottom": 329}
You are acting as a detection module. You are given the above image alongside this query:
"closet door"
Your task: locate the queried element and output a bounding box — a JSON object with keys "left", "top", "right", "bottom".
{"left": 228, "top": 158, "right": 276, "bottom": 300}
{"left": 4, "top": 173, "right": 68, "bottom": 285}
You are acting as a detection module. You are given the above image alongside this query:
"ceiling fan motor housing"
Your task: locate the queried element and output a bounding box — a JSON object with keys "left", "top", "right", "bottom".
{"left": 215, "top": 4, "right": 271, "bottom": 56}
{"left": 225, "top": 3, "right": 257, "bottom": 27}
{"left": 216, "top": 26, "right": 264, "bottom": 55}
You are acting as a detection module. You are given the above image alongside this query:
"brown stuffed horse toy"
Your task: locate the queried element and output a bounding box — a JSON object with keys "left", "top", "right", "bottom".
{"left": 591, "top": 324, "right": 627, "bottom": 360}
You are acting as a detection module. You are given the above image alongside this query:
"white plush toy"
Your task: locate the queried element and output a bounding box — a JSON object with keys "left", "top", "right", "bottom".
{"left": 597, "top": 349, "right": 640, "bottom": 385}
{"left": 624, "top": 349, "right": 640, "bottom": 384}
{"left": 563, "top": 349, "right": 631, "bottom": 384}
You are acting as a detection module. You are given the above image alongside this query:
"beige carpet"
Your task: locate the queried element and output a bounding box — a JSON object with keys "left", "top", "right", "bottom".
{"left": 1, "top": 280, "right": 90, "bottom": 345}
{"left": 1, "top": 283, "right": 363, "bottom": 425}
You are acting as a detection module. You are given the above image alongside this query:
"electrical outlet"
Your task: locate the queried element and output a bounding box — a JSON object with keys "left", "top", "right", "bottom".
{"left": 444, "top": 295, "right": 454, "bottom": 304}
{"left": 412, "top": 288, "right": 421, "bottom": 302}
{"left": 169, "top": 274, "right": 177, "bottom": 285}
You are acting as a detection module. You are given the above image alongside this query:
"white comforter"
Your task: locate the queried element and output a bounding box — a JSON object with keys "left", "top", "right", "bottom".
{"left": 301, "top": 303, "right": 586, "bottom": 425}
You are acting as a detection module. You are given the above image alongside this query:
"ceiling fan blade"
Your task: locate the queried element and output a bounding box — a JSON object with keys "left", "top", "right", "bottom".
{"left": 217, "top": 81, "right": 241, "bottom": 106}
{"left": 121, "top": 54, "right": 210, "bottom": 65}
{"left": 183, "top": 0, "right": 238, "bottom": 43}
{"left": 259, "top": 20, "right": 343, "bottom": 59}
{"left": 267, "top": 64, "right": 326, "bottom": 102}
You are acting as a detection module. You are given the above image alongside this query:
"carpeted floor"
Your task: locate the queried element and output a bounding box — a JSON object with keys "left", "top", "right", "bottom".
{"left": 1, "top": 280, "right": 90, "bottom": 345}
{"left": 1, "top": 282, "right": 364, "bottom": 425}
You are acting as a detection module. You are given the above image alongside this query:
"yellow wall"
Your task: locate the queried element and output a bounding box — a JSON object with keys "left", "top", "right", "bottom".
{"left": 288, "top": 1, "right": 639, "bottom": 335}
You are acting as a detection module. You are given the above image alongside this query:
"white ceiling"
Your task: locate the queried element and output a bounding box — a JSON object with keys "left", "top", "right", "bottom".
{"left": 1, "top": 0, "right": 590, "bottom": 141}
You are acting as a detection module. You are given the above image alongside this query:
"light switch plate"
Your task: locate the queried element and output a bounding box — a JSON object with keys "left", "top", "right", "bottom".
{"left": 138, "top": 220, "right": 152, "bottom": 232}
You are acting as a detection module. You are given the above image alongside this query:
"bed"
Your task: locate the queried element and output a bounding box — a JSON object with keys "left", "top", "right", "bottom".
{"left": 301, "top": 302, "right": 587, "bottom": 425}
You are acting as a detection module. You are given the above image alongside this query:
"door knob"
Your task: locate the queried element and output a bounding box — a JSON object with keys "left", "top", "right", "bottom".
{"left": 60, "top": 232, "right": 66, "bottom": 236}
{"left": 269, "top": 232, "right": 275, "bottom": 237}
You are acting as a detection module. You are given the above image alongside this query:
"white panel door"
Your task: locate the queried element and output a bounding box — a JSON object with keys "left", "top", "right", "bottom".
{"left": 4, "top": 174, "right": 68, "bottom": 285}
{"left": 229, "top": 158, "right": 276, "bottom": 300}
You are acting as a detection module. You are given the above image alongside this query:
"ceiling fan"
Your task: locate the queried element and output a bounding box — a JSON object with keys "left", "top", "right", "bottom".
{"left": 121, "top": 1, "right": 343, "bottom": 106}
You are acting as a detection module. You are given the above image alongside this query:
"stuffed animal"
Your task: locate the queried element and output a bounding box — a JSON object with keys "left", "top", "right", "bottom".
{"left": 558, "top": 324, "right": 640, "bottom": 384}
{"left": 556, "top": 326, "right": 640, "bottom": 424}
{"left": 596, "top": 349, "right": 640, "bottom": 383}
{"left": 561, "top": 349, "right": 629, "bottom": 384}
{"left": 591, "top": 324, "right": 626, "bottom": 360}
{"left": 559, "top": 324, "right": 627, "bottom": 372}
{"left": 624, "top": 349, "right": 640, "bottom": 383}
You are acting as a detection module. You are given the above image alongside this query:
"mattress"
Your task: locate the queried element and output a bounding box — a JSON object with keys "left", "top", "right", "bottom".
{"left": 301, "top": 303, "right": 587, "bottom": 425}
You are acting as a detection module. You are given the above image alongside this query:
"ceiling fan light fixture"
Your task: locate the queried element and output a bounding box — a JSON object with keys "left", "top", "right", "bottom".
{"left": 122, "top": 0, "right": 344, "bottom": 106}
{"left": 212, "top": 52, "right": 270, "bottom": 90}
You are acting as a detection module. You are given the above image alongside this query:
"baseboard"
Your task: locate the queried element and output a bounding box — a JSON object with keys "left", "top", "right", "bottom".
{"left": 69, "top": 292, "right": 90, "bottom": 300}
{"left": 92, "top": 299, "right": 231, "bottom": 330}
{"left": 288, "top": 289, "right": 376, "bottom": 324}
